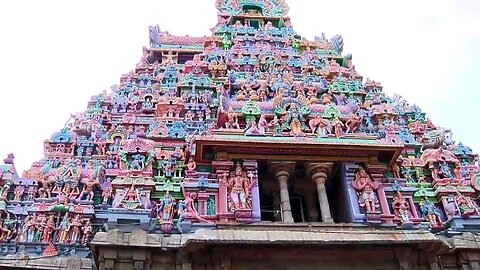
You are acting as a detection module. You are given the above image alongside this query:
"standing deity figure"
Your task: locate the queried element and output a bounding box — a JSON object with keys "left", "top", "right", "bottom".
{"left": 19, "top": 216, "right": 30, "bottom": 243}
{"left": 102, "top": 185, "right": 113, "bottom": 205}
{"left": 57, "top": 213, "right": 71, "bottom": 244}
{"left": 13, "top": 184, "right": 24, "bottom": 201}
{"left": 283, "top": 106, "right": 305, "bottom": 137}
{"left": 26, "top": 214, "right": 37, "bottom": 242}
{"left": 161, "top": 158, "right": 175, "bottom": 178}
{"left": 82, "top": 219, "right": 93, "bottom": 244}
{"left": 392, "top": 192, "right": 411, "bottom": 224}
{"left": 158, "top": 191, "right": 175, "bottom": 223}
{"left": 257, "top": 115, "right": 268, "bottom": 135}
{"left": 420, "top": 197, "right": 443, "bottom": 229}
{"left": 331, "top": 118, "right": 344, "bottom": 138}
{"left": 42, "top": 215, "right": 55, "bottom": 243}
{"left": 35, "top": 215, "right": 46, "bottom": 242}
{"left": 227, "top": 164, "right": 254, "bottom": 211}
{"left": 69, "top": 214, "right": 82, "bottom": 244}
{"left": 352, "top": 168, "right": 380, "bottom": 213}
{"left": 391, "top": 163, "right": 401, "bottom": 179}
{"left": 0, "top": 218, "right": 11, "bottom": 241}
{"left": 27, "top": 185, "right": 37, "bottom": 201}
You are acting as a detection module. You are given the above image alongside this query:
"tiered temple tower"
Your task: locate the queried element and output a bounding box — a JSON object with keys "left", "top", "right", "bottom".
{"left": 1, "top": 0, "right": 479, "bottom": 269}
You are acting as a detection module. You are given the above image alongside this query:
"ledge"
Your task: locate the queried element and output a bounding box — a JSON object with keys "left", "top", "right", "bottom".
{"left": 90, "top": 224, "right": 444, "bottom": 250}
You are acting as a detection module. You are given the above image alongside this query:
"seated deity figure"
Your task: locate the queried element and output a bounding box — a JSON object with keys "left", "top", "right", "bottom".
{"left": 143, "top": 96, "right": 154, "bottom": 109}
{"left": 119, "top": 184, "right": 141, "bottom": 209}
{"left": 345, "top": 113, "right": 363, "bottom": 134}
{"left": 130, "top": 154, "right": 146, "bottom": 171}
{"left": 178, "top": 184, "right": 211, "bottom": 224}
{"left": 225, "top": 107, "right": 240, "bottom": 129}
{"left": 185, "top": 157, "right": 197, "bottom": 174}
{"left": 455, "top": 191, "right": 477, "bottom": 217}
{"left": 309, "top": 115, "right": 331, "bottom": 137}
{"left": 352, "top": 168, "right": 380, "bottom": 213}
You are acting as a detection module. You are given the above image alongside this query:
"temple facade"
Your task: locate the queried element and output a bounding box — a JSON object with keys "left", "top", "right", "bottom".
{"left": 1, "top": 0, "right": 480, "bottom": 269}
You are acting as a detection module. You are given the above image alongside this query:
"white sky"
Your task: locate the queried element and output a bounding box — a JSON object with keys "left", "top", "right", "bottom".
{"left": 0, "top": 0, "right": 479, "bottom": 172}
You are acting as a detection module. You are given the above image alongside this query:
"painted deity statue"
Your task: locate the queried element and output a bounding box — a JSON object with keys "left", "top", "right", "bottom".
{"left": 420, "top": 197, "right": 443, "bottom": 229}
{"left": 13, "top": 185, "right": 24, "bottom": 201}
{"left": 331, "top": 118, "right": 344, "bottom": 138}
{"left": 227, "top": 164, "right": 255, "bottom": 211}
{"left": 130, "top": 154, "right": 146, "bottom": 171}
{"left": 352, "top": 168, "right": 380, "bottom": 213}
{"left": 179, "top": 184, "right": 211, "bottom": 224}
{"left": 78, "top": 178, "right": 96, "bottom": 201}
{"left": 42, "top": 215, "right": 55, "bottom": 243}
{"left": 26, "top": 214, "right": 37, "bottom": 242}
{"left": 82, "top": 219, "right": 93, "bottom": 244}
{"left": 185, "top": 157, "right": 197, "bottom": 175}
{"left": 35, "top": 215, "right": 47, "bottom": 242}
{"left": 283, "top": 106, "right": 305, "bottom": 137}
{"left": 309, "top": 115, "right": 331, "bottom": 137}
{"left": 455, "top": 191, "right": 477, "bottom": 217}
{"left": 158, "top": 191, "right": 175, "bottom": 223}
{"left": 345, "top": 113, "right": 363, "bottom": 134}
{"left": 433, "top": 161, "right": 454, "bottom": 180}
{"left": 392, "top": 191, "right": 411, "bottom": 224}
{"left": 225, "top": 107, "right": 240, "bottom": 129}
{"left": 70, "top": 214, "right": 82, "bottom": 244}
{"left": 268, "top": 115, "right": 282, "bottom": 136}
{"left": 57, "top": 213, "right": 71, "bottom": 244}
{"left": 120, "top": 184, "right": 141, "bottom": 209}
{"left": 0, "top": 216, "right": 12, "bottom": 241}
{"left": 102, "top": 185, "right": 113, "bottom": 204}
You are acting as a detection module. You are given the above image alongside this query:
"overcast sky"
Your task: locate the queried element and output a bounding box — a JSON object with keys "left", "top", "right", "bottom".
{"left": 0, "top": 0, "right": 479, "bottom": 172}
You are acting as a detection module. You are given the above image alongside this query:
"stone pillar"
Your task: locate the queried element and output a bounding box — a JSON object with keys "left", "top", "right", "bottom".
{"left": 307, "top": 163, "right": 334, "bottom": 223}
{"left": 244, "top": 160, "right": 260, "bottom": 222}
{"left": 213, "top": 160, "right": 233, "bottom": 221}
{"left": 270, "top": 162, "right": 295, "bottom": 223}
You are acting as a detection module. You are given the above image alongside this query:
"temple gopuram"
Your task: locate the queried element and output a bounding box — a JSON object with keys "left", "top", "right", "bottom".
{"left": 1, "top": 0, "right": 480, "bottom": 269}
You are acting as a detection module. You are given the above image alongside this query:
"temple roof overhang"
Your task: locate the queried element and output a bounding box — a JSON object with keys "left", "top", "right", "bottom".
{"left": 90, "top": 226, "right": 445, "bottom": 251}
{"left": 195, "top": 134, "right": 404, "bottom": 165}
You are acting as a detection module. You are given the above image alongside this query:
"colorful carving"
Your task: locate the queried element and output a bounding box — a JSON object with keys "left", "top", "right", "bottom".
{"left": 353, "top": 168, "right": 380, "bottom": 213}
{"left": 0, "top": 1, "right": 479, "bottom": 264}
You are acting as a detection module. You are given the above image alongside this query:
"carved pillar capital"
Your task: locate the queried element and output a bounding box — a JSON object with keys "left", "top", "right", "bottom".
{"left": 269, "top": 161, "right": 296, "bottom": 180}
{"left": 306, "top": 162, "right": 333, "bottom": 183}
